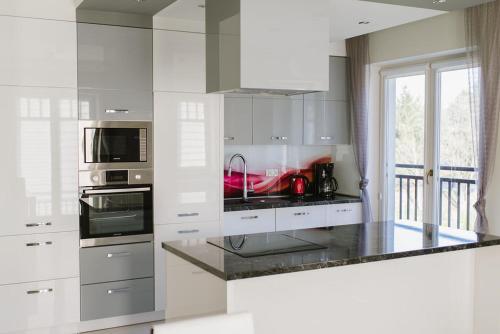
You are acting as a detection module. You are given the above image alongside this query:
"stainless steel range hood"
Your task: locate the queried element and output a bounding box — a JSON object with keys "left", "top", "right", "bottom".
{"left": 206, "top": 0, "right": 330, "bottom": 96}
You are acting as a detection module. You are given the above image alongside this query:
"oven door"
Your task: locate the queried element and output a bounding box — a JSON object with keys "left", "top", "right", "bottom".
{"left": 80, "top": 186, "right": 153, "bottom": 247}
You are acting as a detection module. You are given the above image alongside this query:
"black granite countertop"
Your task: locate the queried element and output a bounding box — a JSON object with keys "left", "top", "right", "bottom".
{"left": 163, "top": 221, "right": 500, "bottom": 281}
{"left": 224, "top": 194, "right": 361, "bottom": 212}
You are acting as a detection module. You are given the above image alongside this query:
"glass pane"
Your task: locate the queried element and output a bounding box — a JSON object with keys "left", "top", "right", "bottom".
{"left": 87, "top": 193, "right": 145, "bottom": 235}
{"left": 388, "top": 74, "right": 426, "bottom": 222}
{"left": 438, "top": 68, "right": 478, "bottom": 230}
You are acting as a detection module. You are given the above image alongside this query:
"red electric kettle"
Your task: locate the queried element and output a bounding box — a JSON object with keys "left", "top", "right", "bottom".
{"left": 290, "top": 174, "right": 309, "bottom": 198}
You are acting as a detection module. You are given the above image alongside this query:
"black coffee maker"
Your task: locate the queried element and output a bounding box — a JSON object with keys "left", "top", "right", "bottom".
{"left": 314, "top": 163, "right": 338, "bottom": 198}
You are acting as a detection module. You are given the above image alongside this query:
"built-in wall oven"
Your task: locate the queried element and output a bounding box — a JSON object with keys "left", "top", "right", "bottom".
{"left": 79, "top": 121, "right": 152, "bottom": 171}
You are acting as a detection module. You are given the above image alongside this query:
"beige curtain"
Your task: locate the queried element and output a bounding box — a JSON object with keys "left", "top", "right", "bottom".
{"left": 465, "top": 1, "right": 500, "bottom": 233}
{"left": 346, "top": 35, "right": 372, "bottom": 223}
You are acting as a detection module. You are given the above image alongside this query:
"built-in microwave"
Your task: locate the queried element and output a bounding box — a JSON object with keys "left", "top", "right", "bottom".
{"left": 79, "top": 121, "right": 152, "bottom": 171}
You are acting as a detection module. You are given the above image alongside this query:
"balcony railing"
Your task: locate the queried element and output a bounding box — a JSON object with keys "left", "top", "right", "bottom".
{"left": 395, "top": 164, "right": 477, "bottom": 231}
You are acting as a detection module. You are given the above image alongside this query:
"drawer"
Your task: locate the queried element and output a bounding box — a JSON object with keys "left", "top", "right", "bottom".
{"left": 78, "top": 88, "right": 153, "bottom": 121}
{"left": 0, "top": 232, "right": 79, "bottom": 285}
{"left": 326, "top": 203, "right": 363, "bottom": 226}
{"left": 159, "top": 222, "right": 221, "bottom": 242}
{"left": 81, "top": 277, "right": 154, "bottom": 321}
{"left": 0, "top": 278, "right": 79, "bottom": 334}
{"left": 223, "top": 209, "right": 276, "bottom": 236}
{"left": 276, "top": 205, "right": 327, "bottom": 231}
{"left": 80, "top": 242, "right": 154, "bottom": 285}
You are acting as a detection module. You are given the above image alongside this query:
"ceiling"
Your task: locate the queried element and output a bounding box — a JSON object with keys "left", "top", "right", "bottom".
{"left": 77, "top": 0, "right": 177, "bottom": 15}
{"left": 156, "top": 0, "right": 445, "bottom": 42}
{"left": 361, "top": 0, "right": 494, "bottom": 11}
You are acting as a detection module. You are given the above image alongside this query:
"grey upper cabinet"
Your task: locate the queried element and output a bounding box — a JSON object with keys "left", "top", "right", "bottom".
{"left": 224, "top": 96, "right": 253, "bottom": 145}
{"left": 252, "top": 96, "right": 304, "bottom": 145}
{"left": 304, "top": 56, "right": 348, "bottom": 101}
{"left": 77, "top": 23, "right": 153, "bottom": 120}
{"left": 77, "top": 23, "right": 153, "bottom": 91}
{"left": 304, "top": 100, "right": 350, "bottom": 145}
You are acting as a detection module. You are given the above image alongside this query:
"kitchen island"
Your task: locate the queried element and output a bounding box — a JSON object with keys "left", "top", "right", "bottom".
{"left": 163, "top": 221, "right": 500, "bottom": 334}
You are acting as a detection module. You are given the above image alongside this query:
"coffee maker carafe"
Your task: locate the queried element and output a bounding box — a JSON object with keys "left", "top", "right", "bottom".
{"left": 314, "top": 163, "right": 338, "bottom": 198}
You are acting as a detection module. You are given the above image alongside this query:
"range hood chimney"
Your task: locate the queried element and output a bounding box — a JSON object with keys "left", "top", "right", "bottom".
{"left": 206, "top": 0, "right": 330, "bottom": 96}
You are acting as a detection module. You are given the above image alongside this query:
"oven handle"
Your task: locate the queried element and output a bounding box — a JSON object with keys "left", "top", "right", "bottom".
{"left": 90, "top": 214, "right": 138, "bottom": 221}
{"left": 82, "top": 187, "right": 151, "bottom": 195}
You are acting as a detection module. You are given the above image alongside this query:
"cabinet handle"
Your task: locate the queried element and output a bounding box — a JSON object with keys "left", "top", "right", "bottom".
{"left": 177, "top": 229, "right": 200, "bottom": 234}
{"left": 320, "top": 136, "right": 333, "bottom": 140}
{"left": 105, "top": 109, "right": 129, "bottom": 114}
{"left": 26, "top": 241, "right": 53, "bottom": 247}
{"left": 27, "top": 288, "right": 53, "bottom": 295}
{"left": 224, "top": 136, "right": 235, "bottom": 141}
{"left": 337, "top": 209, "right": 353, "bottom": 213}
{"left": 293, "top": 212, "right": 310, "bottom": 216}
{"left": 107, "top": 252, "right": 131, "bottom": 258}
{"left": 241, "top": 215, "right": 259, "bottom": 220}
{"left": 107, "top": 287, "right": 130, "bottom": 294}
{"left": 271, "top": 136, "right": 288, "bottom": 140}
{"left": 26, "top": 222, "right": 52, "bottom": 228}
{"left": 177, "top": 213, "right": 200, "bottom": 217}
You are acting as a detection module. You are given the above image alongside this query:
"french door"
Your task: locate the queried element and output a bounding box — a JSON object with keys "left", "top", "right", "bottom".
{"left": 382, "top": 59, "right": 478, "bottom": 230}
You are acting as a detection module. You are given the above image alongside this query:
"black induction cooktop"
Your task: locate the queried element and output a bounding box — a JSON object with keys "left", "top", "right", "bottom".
{"left": 207, "top": 233, "right": 327, "bottom": 258}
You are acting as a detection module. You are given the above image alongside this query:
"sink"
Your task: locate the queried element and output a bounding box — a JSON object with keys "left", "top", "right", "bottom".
{"left": 224, "top": 197, "right": 289, "bottom": 205}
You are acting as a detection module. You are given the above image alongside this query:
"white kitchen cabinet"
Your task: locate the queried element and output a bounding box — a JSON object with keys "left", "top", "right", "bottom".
{"left": 224, "top": 209, "right": 275, "bottom": 236}
{"left": 275, "top": 206, "right": 327, "bottom": 231}
{"left": 154, "top": 223, "right": 221, "bottom": 311}
{"left": 0, "top": 16, "right": 77, "bottom": 88}
{"left": 78, "top": 88, "right": 153, "bottom": 121}
{"left": 304, "top": 100, "right": 350, "bottom": 145}
{"left": 154, "top": 92, "right": 222, "bottom": 225}
{"left": 0, "top": 232, "right": 79, "bottom": 285}
{"left": 154, "top": 29, "right": 206, "bottom": 93}
{"left": 326, "top": 203, "right": 363, "bottom": 226}
{"left": 224, "top": 95, "right": 253, "bottom": 145}
{"left": 77, "top": 23, "right": 152, "bottom": 92}
{"left": 252, "top": 96, "right": 304, "bottom": 145}
{"left": 0, "top": 0, "right": 76, "bottom": 21}
{"left": 0, "top": 86, "right": 78, "bottom": 237}
{"left": 0, "top": 277, "right": 80, "bottom": 334}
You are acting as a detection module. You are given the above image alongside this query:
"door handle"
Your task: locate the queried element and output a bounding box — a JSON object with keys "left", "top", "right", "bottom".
{"left": 107, "top": 252, "right": 131, "bottom": 258}
{"left": 26, "top": 222, "right": 52, "bottom": 228}
{"left": 426, "top": 169, "right": 434, "bottom": 185}
{"left": 26, "top": 241, "right": 53, "bottom": 247}
{"left": 27, "top": 288, "right": 53, "bottom": 295}
{"left": 107, "top": 287, "right": 130, "bottom": 294}
{"left": 105, "top": 109, "right": 129, "bottom": 114}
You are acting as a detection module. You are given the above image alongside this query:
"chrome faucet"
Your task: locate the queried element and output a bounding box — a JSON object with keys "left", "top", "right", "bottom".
{"left": 227, "top": 153, "right": 251, "bottom": 201}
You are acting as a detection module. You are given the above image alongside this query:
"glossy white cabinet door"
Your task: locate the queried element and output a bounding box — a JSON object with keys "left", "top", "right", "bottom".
{"left": 326, "top": 203, "right": 363, "bottom": 226}
{"left": 154, "top": 29, "right": 206, "bottom": 93}
{"left": 0, "top": 16, "right": 77, "bottom": 88}
{"left": 154, "top": 223, "right": 221, "bottom": 311}
{"left": 154, "top": 92, "right": 222, "bottom": 225}
{"left": 0, "top": 232, "right": 79, "bottom": 285}
{"left": 224, "top": 96, "right": 253, "bottom": 145}
{"left": 0, "top": 278, "right": 80, "bottom": 334}
{"left": 275, "top": 205, "right": 327, "bottom": 231}
{"left": 0, "top": 86, "right": 78, "bottom": 236}
{"left": 0, "top": 0, "right": 76, "bottom": 21}
{"left": 224, "top": 209, "right": 276, "bottom": 236}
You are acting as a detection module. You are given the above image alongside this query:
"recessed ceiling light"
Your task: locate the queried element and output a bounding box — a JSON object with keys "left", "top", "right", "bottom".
{"left": 136, "top": 0, "right": 147, "bottom": 3}
{"left": 432, "top": 0, "right": 446, "bottom": 4}
{"left": 358, "top": 21, "right": 370, "bottom": 25}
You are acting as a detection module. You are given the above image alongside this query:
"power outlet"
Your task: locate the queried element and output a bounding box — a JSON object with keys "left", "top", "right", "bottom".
{"left": 266, "top": 168, "right": 279, "bottom": 177}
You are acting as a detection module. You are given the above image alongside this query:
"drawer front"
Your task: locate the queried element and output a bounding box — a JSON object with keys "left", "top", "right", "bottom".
{"left": 276, "top": 206, "right": 326, "bottom": 231}
{"left": 223, "top": 209, "right": 276, "bottom": 236}
{"left": 0, "top": 278, "right": 79, "bottom": 333}
{"left": 80, "top": 242, "right": 154, "bottom": 285}
{"left": 78, "top": 88, "right": 153, "bottom": 121}
{"left": 160, "top": 222, "right": 221, "bottom": 242}
{"left": 81, "top": 278, "right": 154, "bottom": 321}
{"left": 326, "top": 203, "right": 363, "bottom": 226}
{"left": 0, "top": 232, "right": 79, "bottom": 285}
